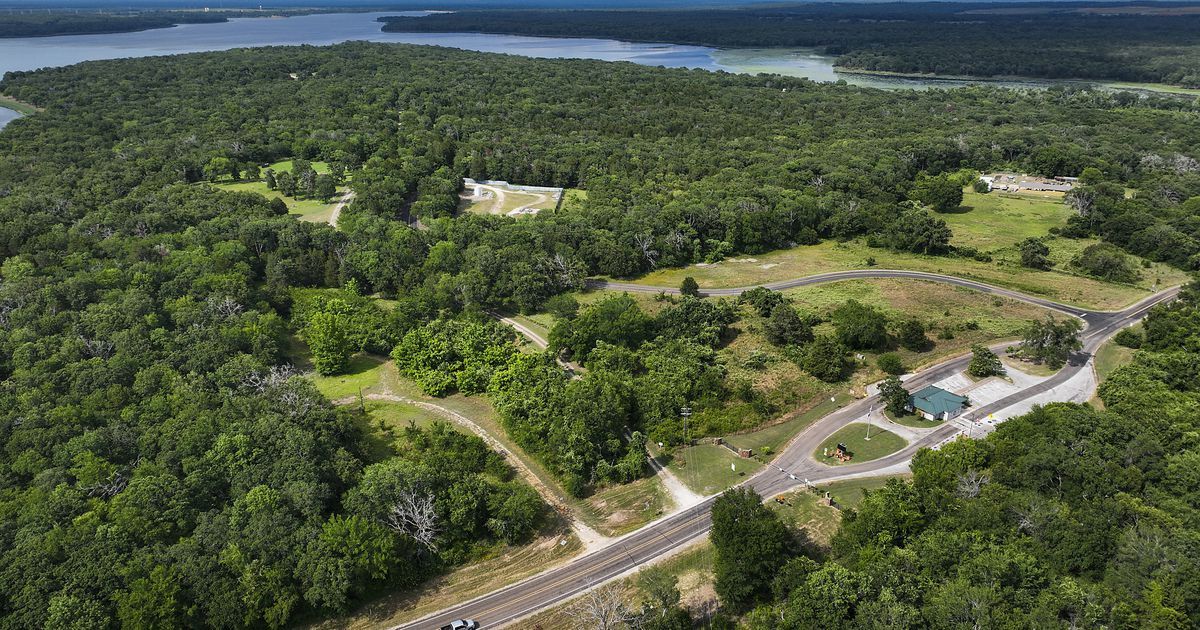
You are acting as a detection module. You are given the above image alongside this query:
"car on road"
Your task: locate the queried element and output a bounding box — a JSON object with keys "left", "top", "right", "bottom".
{"left": 439, "top": 620, "right": 479, "bottom": 630}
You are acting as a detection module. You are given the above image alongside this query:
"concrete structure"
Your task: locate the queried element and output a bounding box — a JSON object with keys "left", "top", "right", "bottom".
{"left": 907, "top": 385, "right": 968, "bottom": 421}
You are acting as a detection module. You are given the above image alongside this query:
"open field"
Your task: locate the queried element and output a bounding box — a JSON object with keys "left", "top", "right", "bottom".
{"left": 308, "top": 353, "right": 390, "bottom": 400}
{"left": 215, "top": 179, "right": 344, "bottom": 223}
{"left": 814, "top": 422, "right": 906, "bottom": 465}
{"left": 559, "top": 187, "right": 588, "bottom": 211}
{"left": 267, "top": 158, "right": 331, "bottom": 174}
{"left": 579, "top": 476, "right": 672, "bottom": 537}
{"left": 627, "top": 238, "right": 1187, "bottom": 311}
{"left": 667, "top": 444, "right": 763, "bottom": 496}
{"left": 947, "top": 189, "right": 1074, "bottom": 250}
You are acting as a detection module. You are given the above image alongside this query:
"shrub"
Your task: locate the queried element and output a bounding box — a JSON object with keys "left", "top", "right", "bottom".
{"left": 877, "top": 352, "right": 906, "bottom": 375}
{"left": 1114, "top": 328, "right": 1143, "bottom": 349}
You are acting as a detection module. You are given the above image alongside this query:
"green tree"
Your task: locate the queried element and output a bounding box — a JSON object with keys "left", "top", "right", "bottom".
{"left": 889, "top": 209, "right": 952, "bottom": 254}
{"left": 1073, "top": 242, "right": 1138, "bottom": 283}
{"left": 967, "top": 344, "right": 1005, "bottom": 377}
{"left": 897, "top": 318, "right": 929, "bottom": 352}
{"left": 204, "top": 156, "right": 234, "bottom": 182}
{"left": 679, "top": 276, "right": 700, "bottom": 297}
{"left": 877, "top": 352, "right": 905, "bottom": 375}
{"left": 304, "top": 308, "right": 355, "bottom": 375}
{"left": 763, "top": 303, "right": 813, "bottom": 346}
{"left": 1019, "top": 237, "right": 1052, "bottom": 270}
{"left": 264, "top": 168, "right": 277, "bottom": 189}
{"left": 711, "top": 488, "right": 789, "bottom": 612}
{"left": 833, "top": 299, "right": 890, "bottom": 350}
{"left": 550, "top": 294, "right": 653, "bottom": 360}
{"left": 801, "top": 334, "right": 851, "bottom": 382}
{"left": 879, "top": 375, "right": 910, "bottom": 416}
{"left": 315, "top": 174, "right": 337, "bottom": 201}
{"left": 911, "top": 173, "right": 964, "bottom": 212}
{"left": 1021, "top": 315, "right": 1083, "bottom": 368}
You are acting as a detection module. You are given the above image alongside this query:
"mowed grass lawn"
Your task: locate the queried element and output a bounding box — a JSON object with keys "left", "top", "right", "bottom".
{"left": 626, "top": 238, "right": 1187, "bottom": 311}
{"left": 214, "top": 179, "right": 343, "bottom": 223}
{"left": 814, "top": 422, "right": 906, "bottom": 465}
{"left": 946, "top": 189, "right": 1073, "bottom": 250}
{"left": 667, "top": 444, "right": 763, "bottom": 496}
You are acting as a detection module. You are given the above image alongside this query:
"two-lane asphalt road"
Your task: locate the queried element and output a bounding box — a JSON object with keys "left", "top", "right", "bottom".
{"left": 398, "top": 274, "right": 1178, "bottom": 630}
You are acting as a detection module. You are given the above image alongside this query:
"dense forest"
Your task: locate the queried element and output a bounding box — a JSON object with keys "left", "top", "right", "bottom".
{"left": 0, "top": 41, "right": 1199, "bottom": 627}
{"left": 710, "top": 281, "right": 1200, "bottom": 628}
{"left": 0, "top": 10, "right": 239, "bottom": 38}
{"left": 381, "top": 2, "right": 1200, "bottom": 87}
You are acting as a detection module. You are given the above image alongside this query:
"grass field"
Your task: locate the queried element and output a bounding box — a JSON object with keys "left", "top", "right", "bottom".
{"left": 667, "top": 444, "right": 763, "bottom": 496}
{"left": 308, "top": 353, "right": 390, "bottom": 401}
{"left": 559, "top": 187, "right": 588, "bottom": 211}
{"left": 814, "top": 423, "right": 906, "bottom": 465}
{"left": 1091, "top": 329, "right": 1139, "bottom": 409}
{"left": 626, "top": 238, "right": 1186, "bottom": 311}
{"left": 579, "top": 476, "right": 672, "bottom": 537}
{"left": 214, "top": 179, "right": 344, "bottom": 223}
{"left": 267, "top": 159, "right": 331, "bottom": 174}
{"left": 1094, "top": 335, "right": 1138, "bottom": 383}
{"left": 947, "top": 189, "right": 1073, "bottom": 250}
{"left": 886, "top": 409, "right": 942, "bottom": 429}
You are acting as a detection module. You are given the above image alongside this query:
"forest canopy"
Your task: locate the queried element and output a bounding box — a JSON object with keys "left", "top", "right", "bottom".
{"left": 0, "top": 39, "right": 1198, "bottom": 628}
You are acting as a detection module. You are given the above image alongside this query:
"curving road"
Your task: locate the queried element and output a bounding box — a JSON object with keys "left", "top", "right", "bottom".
{"left": 399, "top": 274, "right": 1178, "bottom": 630}
{"left": 588, "top": 269, "right": 1115, "bottom": 318}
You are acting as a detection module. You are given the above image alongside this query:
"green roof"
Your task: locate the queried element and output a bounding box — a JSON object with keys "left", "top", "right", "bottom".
{"left": 910, "top": 385, "right": 967, "bottom": 417}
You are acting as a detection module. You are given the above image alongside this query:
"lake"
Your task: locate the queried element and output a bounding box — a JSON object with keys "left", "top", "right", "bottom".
{"left": 0, "top": 11, "right": 1084, "bottom": 129}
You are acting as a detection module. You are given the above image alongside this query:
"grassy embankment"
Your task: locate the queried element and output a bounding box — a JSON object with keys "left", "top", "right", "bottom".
{"left": 214, "top": 159, "right": 345, "bottom": 223}
{"left": 0, "top": 94, "right": 39, "bottom": 115}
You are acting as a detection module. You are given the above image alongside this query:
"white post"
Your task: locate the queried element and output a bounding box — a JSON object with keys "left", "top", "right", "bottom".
{"left": 864, "top": 405, "right": 873, "bottom": 441}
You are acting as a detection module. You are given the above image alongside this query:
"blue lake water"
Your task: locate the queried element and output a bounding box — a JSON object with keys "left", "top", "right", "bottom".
{"left": 0, "top": 11, "right": 1084, "bottom": 129}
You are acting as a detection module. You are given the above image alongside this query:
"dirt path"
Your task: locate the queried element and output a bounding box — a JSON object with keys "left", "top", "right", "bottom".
{"left": 329, "top": 189, "right": 354, "bottom": 228}
{"left": 332, "top": 391, "right": 609, "bottom": 550}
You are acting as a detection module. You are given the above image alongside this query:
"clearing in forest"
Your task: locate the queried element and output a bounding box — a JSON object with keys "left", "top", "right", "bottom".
{"left": 459, "top": 178, "right": 562, "bottom": 216}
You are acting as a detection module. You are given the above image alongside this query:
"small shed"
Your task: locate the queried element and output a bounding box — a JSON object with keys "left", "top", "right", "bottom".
{"left": 908, "top": 386, "right": 968, "bottom": 421}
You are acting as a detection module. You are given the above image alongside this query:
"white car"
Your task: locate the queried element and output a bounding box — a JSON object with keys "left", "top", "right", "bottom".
{"left": 440, "top": 620, "right": 479, "bottom": 630}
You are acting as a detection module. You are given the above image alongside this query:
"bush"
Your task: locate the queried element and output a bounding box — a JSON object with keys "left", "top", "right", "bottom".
{"left": 1114, "top": 328, "right": 1143, "bottom": 349}
{"left": 877, "top": 352, "right": 905, "bottom": 375}
{"left": 680, "top": 276, "right": 701, "bottom": 297}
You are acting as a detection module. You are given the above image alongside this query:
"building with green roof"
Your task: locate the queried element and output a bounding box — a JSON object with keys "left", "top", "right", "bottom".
{"left": 907, "top": 385, "right": 968, "bottom": 421}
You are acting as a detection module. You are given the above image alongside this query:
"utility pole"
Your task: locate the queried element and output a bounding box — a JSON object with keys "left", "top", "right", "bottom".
{"left": 864, "top": 404, "right": 874, "bottom": 441}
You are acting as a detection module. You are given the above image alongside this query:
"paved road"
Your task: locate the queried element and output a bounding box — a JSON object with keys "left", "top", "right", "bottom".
{"left": 398, "top": 276, "right": 1177, "bottom": 630}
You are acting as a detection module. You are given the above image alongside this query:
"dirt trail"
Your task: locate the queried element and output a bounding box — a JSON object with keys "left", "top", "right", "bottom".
{"left": 329, "top": 189, "right": 354, "bottom": 228}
